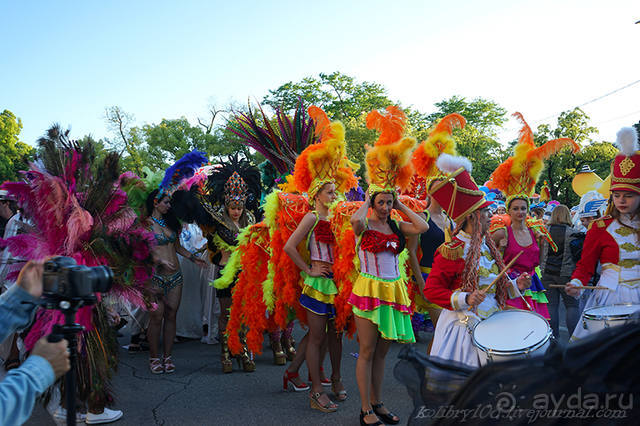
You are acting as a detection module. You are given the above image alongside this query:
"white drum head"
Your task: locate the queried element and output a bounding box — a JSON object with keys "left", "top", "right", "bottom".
{"left": 584, "top": 304, "right": 640, "bottom": 319}
{"left": 473, "top": 310, "right": 549, "bottom": 352}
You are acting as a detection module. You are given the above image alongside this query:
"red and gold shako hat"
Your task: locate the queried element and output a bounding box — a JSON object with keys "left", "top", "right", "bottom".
{"left": 611, "top": 126, "right": 640, "bottom": 194}
{"left": 428, "top": 154, "right": 492, "bottom": 224}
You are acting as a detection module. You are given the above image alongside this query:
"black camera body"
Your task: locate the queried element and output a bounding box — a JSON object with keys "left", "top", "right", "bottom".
{"left": 43, "top": 256, "right": 113, "bottom": 300}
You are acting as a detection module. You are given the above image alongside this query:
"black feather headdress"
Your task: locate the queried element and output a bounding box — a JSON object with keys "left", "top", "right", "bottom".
{"left": 206, "top": 154, "right": 261, "bottom": 213}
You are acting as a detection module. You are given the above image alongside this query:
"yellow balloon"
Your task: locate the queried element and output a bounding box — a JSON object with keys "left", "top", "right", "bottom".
{"left": 572, "top": 171, "right": 603, "bottom": 197}
{"left": 597, "top": 174, "right": 611, "bottom": 197}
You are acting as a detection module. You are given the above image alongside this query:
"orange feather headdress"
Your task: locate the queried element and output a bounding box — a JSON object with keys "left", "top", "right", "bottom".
{"left": 410, "top": 113, "right": 466, "bottom": 197}
{"left": 292, "top": 106, "right": 359, "bottom": 201}
{"left": 487, "top": 112, "right": 579, "bottom": 207}
{"left": 365, "top": 106, "right": 416, "bottom": 196}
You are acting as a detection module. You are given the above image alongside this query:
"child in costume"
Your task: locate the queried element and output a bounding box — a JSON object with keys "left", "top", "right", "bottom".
{"left": 349, "top": 106, "right": 429, "bottom": 426}
{"left": 407, "top": 113, "right": 465, "bottom": 338}
{"left": 424, "top": 154, "right": 532, "bottom": 368}
{"left": 487, "top": 113, "right": 579, "bottom": 319}
{"left": 566, "top": 127, "right": 640, "bottom": 339}
{"left": 282, "top": 106, "right": 358, "bottom": 412}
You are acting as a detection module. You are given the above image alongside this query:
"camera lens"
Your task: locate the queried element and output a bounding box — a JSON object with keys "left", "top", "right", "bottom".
{"left": 87, "top": 266, "right": 114, "bottom": 293}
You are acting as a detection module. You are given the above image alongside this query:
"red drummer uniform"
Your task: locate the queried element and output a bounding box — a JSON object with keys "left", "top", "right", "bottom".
{"left": 423, "top": 238, "right": 468, "bottom": 311}
{"left": 569, "top": 125, "right": 640, "bottom": 340}
{"left": 571, "top": 216, "right": 625, "bottom": 287}
{"left": 569, "top": 215, "right": 640, "bottom": 340}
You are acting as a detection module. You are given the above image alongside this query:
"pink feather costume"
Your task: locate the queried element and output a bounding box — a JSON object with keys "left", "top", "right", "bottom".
{"left": 0, "top": 146, "right": 156, "bottom": 409}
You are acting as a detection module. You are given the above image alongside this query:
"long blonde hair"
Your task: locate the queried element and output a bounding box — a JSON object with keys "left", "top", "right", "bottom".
{"left": 548, "top": 205, "right": 572, "bottom": 226}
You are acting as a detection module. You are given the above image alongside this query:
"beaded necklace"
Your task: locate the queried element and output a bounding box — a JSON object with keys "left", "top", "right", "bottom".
{"left": 152, "top": 216, "right": 166, "bottom": 227}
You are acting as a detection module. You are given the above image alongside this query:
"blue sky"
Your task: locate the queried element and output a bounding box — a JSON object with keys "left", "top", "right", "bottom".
{"left": 3, "top": 0, "right": 639, "bottom": 146}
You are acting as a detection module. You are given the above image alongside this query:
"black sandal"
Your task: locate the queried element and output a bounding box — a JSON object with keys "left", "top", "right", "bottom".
{"left": 360, "top": 409, "right": 383, "bottom": 426}
{"left": 372, "top": 403, "right": 399, "bottom": 425}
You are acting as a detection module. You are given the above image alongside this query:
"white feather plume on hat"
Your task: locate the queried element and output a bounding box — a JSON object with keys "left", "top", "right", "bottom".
{"left": 436, "top": 153, "right": 473, "bottom": 174}
{"left": 616, "top": 127, "right": 639, "bottom": 156}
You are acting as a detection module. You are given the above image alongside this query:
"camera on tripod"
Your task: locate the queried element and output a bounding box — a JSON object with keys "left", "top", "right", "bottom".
{"left": 43, "top": 256, "right": 113, "bottom": 302}
{"left": 41, "top": 256, "right": 114, "bottom": 426}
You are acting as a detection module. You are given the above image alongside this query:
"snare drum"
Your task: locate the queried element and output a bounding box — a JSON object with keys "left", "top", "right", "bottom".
{"left": 582, "top": 304, "right": 640, "bottom": 332}
{"left": 472, "top": 310, "right": 551, "bottom": 365}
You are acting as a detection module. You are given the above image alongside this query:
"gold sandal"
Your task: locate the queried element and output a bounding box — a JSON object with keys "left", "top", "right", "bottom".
{"left": 309, "top": 392, "right": 338, "bottom": 413}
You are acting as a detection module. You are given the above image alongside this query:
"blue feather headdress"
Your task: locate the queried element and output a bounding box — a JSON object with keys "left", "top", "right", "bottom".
{"left": 158, "top": 150, "right": 209, "bottom": 199}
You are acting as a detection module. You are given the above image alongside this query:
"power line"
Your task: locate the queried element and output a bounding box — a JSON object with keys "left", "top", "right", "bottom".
{"left": 599, "top": 108, "right": 640, "bottom": 124}
{"left": 533, "top": 79, "right": 640, "bottom": 124}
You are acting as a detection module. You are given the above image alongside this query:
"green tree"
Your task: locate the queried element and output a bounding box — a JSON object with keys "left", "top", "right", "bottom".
{"left": 106, "top": 105, "right": 255, "bottom": 172}
{"left": 427, "top": 95, "right": 508, "bottom": 136}
{"left": 264, "top": 71, "right": 392, "bottom": 121}
{"left": 425, "top": 96, "right": 509, "bottom": 184}
{"left": 535, "top": 108, "right": 613, "bottom": 206}
{"left": 0, "top": 110, "right": 34, "bottom": 182}
{"left": 134, "top": 117, "right": 253, "bottom": 170}
{"left": 263, "top": 72, "right": 423, "bottom": 180}
{"left": 105, "top": 106, "right": 144, "bottom": 174}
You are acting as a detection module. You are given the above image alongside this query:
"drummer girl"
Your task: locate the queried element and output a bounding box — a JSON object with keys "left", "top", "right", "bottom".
{"left": 423, "top": 154, "right": 531, "bottom": 368}
{"left": 566, "top": 127, "right": 640, "bottom": 340}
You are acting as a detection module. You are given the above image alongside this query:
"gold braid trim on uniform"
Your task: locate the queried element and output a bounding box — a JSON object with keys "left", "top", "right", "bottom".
{"left": 438, "top": 241, "right": 464, "bottom": 261}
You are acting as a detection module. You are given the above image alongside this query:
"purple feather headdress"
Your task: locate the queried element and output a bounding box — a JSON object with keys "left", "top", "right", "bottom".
{"left": 226, "top": 100, "right": 316, "bottom": 175}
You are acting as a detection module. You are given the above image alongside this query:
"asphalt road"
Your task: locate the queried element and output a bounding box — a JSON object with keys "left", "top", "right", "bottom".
{"left": 26, "top": 324, "right": 431, "bottom": 426}
{"left": 26, "top": 304, "right": 571, "bottom": 426}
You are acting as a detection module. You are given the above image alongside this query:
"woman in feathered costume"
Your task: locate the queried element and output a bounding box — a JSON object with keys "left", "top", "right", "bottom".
{"left": 348, "top": 106, "right": 429, "bottom": 426}
{"left": 0, "top": 126, "right": 156, "bottom": 423}
{"left": 407, "top": 113, "right": 464, "bottom": 339}
{"left": 280, "top": 106, "right": 358, "bottom": 412}
{"left": 145, "top": 151, "right": 209, "bottom": 374}
{"left": 172, "top": 153, "right": 262, "bottom": 373}
{"left": 225, "top": 101, "right": 315, "bottom": 366}
{"left": 487, "top": 113, "right": 579, "bottom": 319}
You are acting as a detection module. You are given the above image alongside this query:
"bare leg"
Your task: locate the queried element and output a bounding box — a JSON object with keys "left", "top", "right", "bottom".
{"left": 370, "top": 338, "right": 397, "bottom": 421}
{"left": 306, "top": 311, "right": 332, "bottom": 407}
{"left": 148, "top": 299, "right": 165, "bottom": 359}
{"left": 287, "top": 332, "right": 308, "bottom": 373}
{"left": 285, "top": 331, "right": 308, "bottom": 387}
{"left": 354, "top": 316, "right": 381, "bottom": 424}
{"left": 319, "top": 335, "right": 329, "bottom": 380}
{"left": 162, "top": 284, "right": 182, "bottom": 357}
{"left": 327, "top": 320, "right": 344, "bottom": 394}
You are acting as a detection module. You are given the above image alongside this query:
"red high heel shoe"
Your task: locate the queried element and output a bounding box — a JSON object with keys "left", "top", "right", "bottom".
{"left": 283, "top": 370, "right": 310, "bottom": 392}
{"left": 308, "top": 367, "right": 331, "bottom": 387}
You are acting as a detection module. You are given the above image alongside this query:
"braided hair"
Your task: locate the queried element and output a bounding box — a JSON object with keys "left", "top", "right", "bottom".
{"left": 454, "top": 210, "right": 509, "bottom": 306}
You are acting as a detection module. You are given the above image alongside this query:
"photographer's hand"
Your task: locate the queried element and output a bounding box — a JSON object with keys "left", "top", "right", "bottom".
{"left": 17, "top": 260, "right": 44, "bottom": 298}
{"left": 32, "top": 337, "right": 70, "bottom": 379}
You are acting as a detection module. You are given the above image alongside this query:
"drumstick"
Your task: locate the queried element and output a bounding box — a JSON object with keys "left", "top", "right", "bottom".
{"left": 547, "top": 284, "right": 612, "bottom": 291}
{"left": 480, "top": 251, "right": 523, "bottom": 295}
{"left": 467, "top": 251, "right": 523, "bottom": 311}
